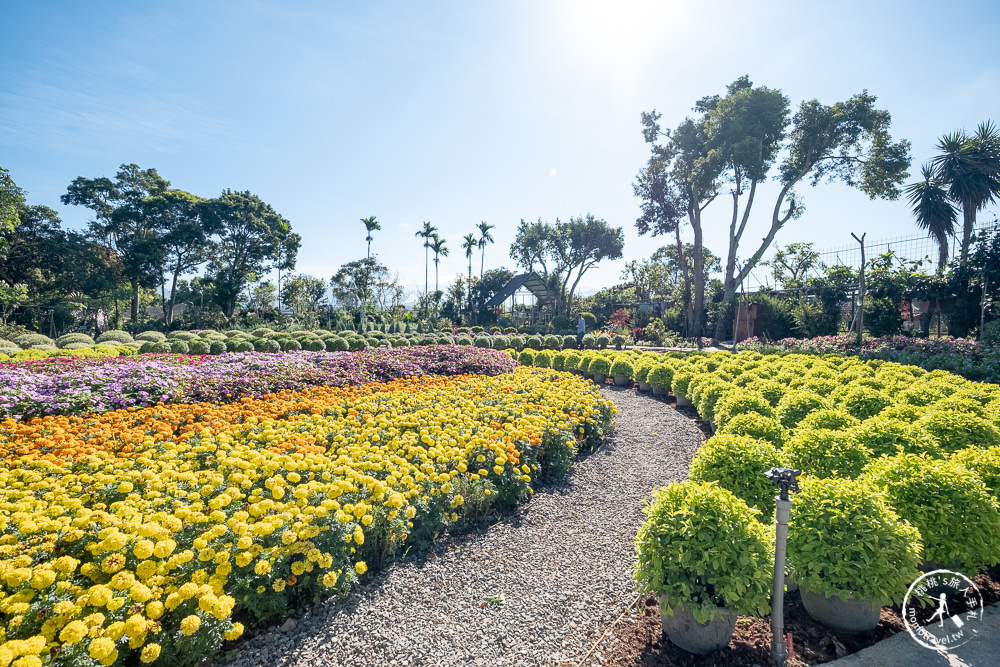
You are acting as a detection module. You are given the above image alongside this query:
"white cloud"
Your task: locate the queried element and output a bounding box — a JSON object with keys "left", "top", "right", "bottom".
{"left": 549, "top": 168, "right": 557, "bottom": 178}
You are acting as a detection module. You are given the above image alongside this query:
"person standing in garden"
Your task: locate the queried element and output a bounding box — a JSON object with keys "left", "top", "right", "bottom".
{"left": 577, "top": 313, "right": 586, "bottom": 348}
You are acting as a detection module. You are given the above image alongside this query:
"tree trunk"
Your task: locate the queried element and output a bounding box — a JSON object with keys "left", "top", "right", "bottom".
{"left": 959, "top": 202, "right": 975, "bottom": 266}
{"left": 674, "top": 222, "right": 692, "bottom": 337}
{"left": 131, "top": 281, "right": 140, "bottom": 322}
{"left": 167, "top": 271, "right": 180, "bottom": 326}
{"left": 691, "top": 207, "right": 705, "bottom": 337}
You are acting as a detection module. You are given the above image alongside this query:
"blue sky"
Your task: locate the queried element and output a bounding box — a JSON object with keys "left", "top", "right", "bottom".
{"left": 2, "top": 0, "right": 998, "bottom": 298}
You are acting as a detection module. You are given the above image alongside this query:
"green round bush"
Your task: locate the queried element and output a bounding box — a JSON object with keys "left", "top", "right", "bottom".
{"left": 839, "top": 385, "right": 893, "bottom": 421}
{"left": 647, "top": 364, "right": 674, "bottom": 390}
{"left": 473, "top": 336, "right": 490, "bottom": 348}
{"left": 197, "top": 329, "right": 220, "bottom": 338}
{"left": 752, "top": 379, "right": 786, "bottom": 408}
{"left": 135, "top": 331, "right": 167, "bottom": 343}
{"left": 787, "top": 476, "right": 922, "bottom": 606}
{"left": 168, "top": 340, "right": 190, "bottom": 354}
{"left": 251, "top": 328, "right": 275, "bottom": 338}
{"left": 898, "top": 381, "right": 955, "bottom": 407}
{"left": 280, "top": 338, "right": 302, "bottom": 351}
{"left": 879, "top": 403, "right": 923, "bottom": 422}
{"left": 255, "top": 338, "right": 281, "bottom": 353}
{"left": 167, "top": 331, "right": 198, "bottom": 341}
{"left": 304, "top": 338, "right": 326, "bottom": 352}
{"left": 56, "top": 332, "right": 96, "bottom": 348}
{"left": 713, "top": 391, "right": 773, "bottom": 429}
{"left": 691, "top": 380, "right": 733, "bottom": 423}
{"left": 718, "top": 413, "right": 789, "bottom": 449}
{"left": 916, "top": 410, "right": 1000, "bottom": 454}
{"left": 435, "top": 336, "right": 453, "bottom": 345}
{"left": 689, "top": 435, "right": 785, "bottom": 516}
{"left": 634, "top": 359, "right": 655, "bottom": 384}
{"left": 151, "top": 341, "right": 172, "bottom": 354}
{"left": 96, "top": 330, "right": 134, "bottom": 344}
{"left": 526, "top": 335, "right": 543, "bottom": 350}
{"left": 233, "top": 339, "right": 255, "bottom": 352}
{"left": 138, "top": 341, "right": 156, "bottom": 354}
{"left": 562, "top": 335, "right": 578, "bottom": 350}
{"left": 594, "top": 333, "right": 610, "bottom": 349}
{"left": 784, "top": 428, "right": 870, "bottom": 479}
{"left": 14, "top": 333, "right": 54, "bottom": 347}
{"left": 951, "top": 447, "right": 1000, "bottom": 499}
{"left": 775, "top": 390, "right": 828, "bottom": 429}
{"left": 609, "top": 357, "right": 634, "bottom": 379}
{"left": 862, "top": 454, "right": 1000, "bottom": 571}
{"left": 533, "top": 350, "right": 553, "bottom": 368}
{"left": 562, "top": 351, "right": 582, "bottom": 371}
{"left": 224, "top": 330, "right": 244, "bottom": 338}
{"left": 517, "top": 349, "right": 535, "bottom": 365}
{"left": 326, "top": 337, "right": 349, "bottom": 352}
{"left": 544, "top": 334, "right": 562, "bottom": 350}
{"left": 670, "top": 368, "right": 696, "bottom": 398}
{"left": 850, "top": 417, "right": 942, "bottom": 459}
{"left": 209, "top": 341, "right": 228, "bottom": 355}
{"left": 188, "top": 340, "right": 210, "bottom": 355}
{"left": 634, "top": 481, "right": 774, "bottom": 622}
{"left": 588, "top": 356, "right": 611, "bottom": 376}
{"left": 492, "top": 335, "right": 510, "bottom": 350}
{"left": 377, "top": 339, "right": 392, "bottom": 348}
{"left": 581, "top": 333, "right": 596, "bottom": 349}
{"left": 551, "top": 351, "right": 567, "bottom": 371}
{"left": 797, "top": 409, "right": 860, "bottom": 432}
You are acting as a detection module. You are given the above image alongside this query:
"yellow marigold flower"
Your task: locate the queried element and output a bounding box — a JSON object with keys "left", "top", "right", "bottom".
{"left": 88, "top": 637, "right": 115, "bottom": 660}
{"left": 272, "top": 579, "right": 286, "bottom": 593}
{"left": 235, "top": 551, "right": 253, "bottom": 568}
{"left": 130, "top": 583, "right": 152, "bottom": 603}
{"left": 83, "top": 613, "right": 106, "bottom": 628}
{"left": 322, "top": 572, "right": 338, "bottom": 587}
{"left": 404, "top": 506, "right": 416, "bottom": 519}
{"left": 59, "top": 619, "right": 88, "bottom": 644}
{"left": 493, "top": 465, "right": 504, "bottom": 475}
{"left": 135, "top": 560, "right": 157, "bottom": 581}
{"left": 237, "top": 536, "right": 253, "bottom": 550}
{"left": 117, "top": 481, "right": 133, "bottom": 494}
{"left": 145, "top": 601, "right": 164, "bottom": 620}
{"left": 198, "top": 594, "right": 218, "bottom": 613}
{"left": 254, "top": 560, "right": 271, "bottom": 576}
{"left": 224, "top": 622, "right": 244, "bottom": 641}
{"left": 107, "top": 597, "right": 125, "bottom": 612}
{"left": 451, "top": 494, "right": 464, "bottom": 508}
{"left": 87, "top": 585, "right": 112, "bottom": 607}
{"left": 53, "top": 556, "right": 79, "bottom": 574}
{"left": 53, "top": 600, "right": 75, "bottom": 616}
{"left": 354, "top": 561, "right": 368, "bottom": 575}
{"left": 104, "top": 621, "right": 125, "bottom": 641}
{"left": 180, "top": 614, "right": 201, "bottom": 636}
{"left": 124, "top": 614, "right": 147, "bottom": 639}
{"left": 12, "top": 656, "right": 43, "bottom": 667}
{"left": 101, "top": 554, "right": 124, "bottom": 574}
{"left": 152, "top": 539, "right": 176, "bottom": 559}
{"left": 353, "top": 527, "right": 365, "bottom": 546}
{"left": 4, "top": 568, "right": 31, "bottom": 587}
{"left": 290, "top": 561, "right": 306, "bottom": 576}
{"left": 140, "top": 643, "right": 161, "bottom": 663}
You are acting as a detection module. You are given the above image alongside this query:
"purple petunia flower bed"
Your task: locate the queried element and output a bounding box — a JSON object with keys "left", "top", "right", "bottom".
{"left": 0, "top": 346, "right": 518, "bottom": 420}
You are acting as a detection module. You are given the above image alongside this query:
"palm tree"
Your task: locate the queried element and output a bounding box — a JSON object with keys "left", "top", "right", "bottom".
{"left": 361, "top": 216, "right": 380, "bottom": 259}
{"left": 905, "top": 164, "right": 958, "bottom": 271}
{"left": 932, "top": 121, "right": 1000, "bottom": 265}
{"left": 476, "top": 221, "right": 495, "bottom": 282}
{"left": 414, "top": 221, "right": 438, "bottom": 299}
{"left": 430, "top": 234, "right": 449, "bottom": 292}
{"left": 461, "top": 233, "right": 477, "bottom": 311}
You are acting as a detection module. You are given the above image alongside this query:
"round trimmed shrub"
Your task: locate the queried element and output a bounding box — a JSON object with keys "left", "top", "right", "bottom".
{"left": 670, "top": 368, "right": 696, "bottom": 398}
{"left": 151, "top": 341, "right": 172, "bottom": 354}
{"left": 280, "top": 338, "right": 302, "bottom": 351}
{"left": 349, "top": 337, "right": 367, "bottom": 351}
{"left": 14, "top": 333, "right": 54, "bottom": 347}
{"left": 647, "top": 364, "right": 674, "bottom": 390}
{"left": 787, "top": 476, "right": 922, "bottom": 606}
{"left": 691, "top": 380, "right": 733, "bottom": 423}
{"left": 634, "top": 481, "right": 774, "bottom": 622}
{"left": 916, "top": 410, "right": 1000, "bottom": 454}
{"left": 254, "top": 338, "right": 281, "bottom": 353}
{"left": 544, "top": 334, "right": 562, "bottom": 350}
{"left": 839, "top": 386, "right": 893, "bottom": 421}
{"left": 197, "top": 329, "right": 220, "bottom": 339}
{"left": 377, "top": 339, "right": 392, "bottom": 348}
{"left": 634, "top": 359, "right": 655, "bottom": 384}
{"left": 784, "top": 428, "right": 870, "bottom": 479}
{"left": 898, "top": 381, "right": 955, "bottom": 407}
{"left": 879, "top": 403, "right": 923, "bottom": 423}
{"left": 96, "top": 330, "right": 134, "bottom": 344}
{"left": 797, "top": 409, "right": 859, "bottom": 432}
{"left": 551, "top": 351, "right": 567, "bottom": 371}
{"left": 167, "top": 331, "right": 198, "bottom": 341}
{"left": 718, "top": 413, "right": 789, "bottom": 449}
{"left": 436, "top": 336, "right": 453, "bottom": 345}
{"left": 209, "top": 341, "right": 228, "bottom": 355}
{"left": 56, "top": 332, "right": 95, "bottom": 348}
{"left": 517, "top": 350, "right": 535, "bottom": 365}
{"left": 492, "top": 335, "right": 510, "bottom": 350}
{"left": 61, "top": 342, "right": 94, "bottom": 350}
{"left": 951, "top": 447, "right": 1000, "bottom": 499}
{"left": 850, "top": 417, "right": 942, "bottom": 459}
{"left": 188, "top": 340, "right": 211, "bottom": 355}
{"left": 138, "top": 341, "right": 156, "bottom": 354}
{"left": 533, "top": 350, "right": 553, "bottom": 368}
{"left": 233, "top": 339, "right": 255, "bottom": 352}
{"left": 168, "top": 340, "right": 190, "bottom": 354}
{"left": 752, "top": 379, "right": 786, "bottom": 408}
{"left": 581, "top": 333, "right": 596, "bottom": 349}
{"left": 473, "top": 336, "right": 490, "bottom": 348}
{"left": 563, "top": 335, "right": 578, "bottom": 350}
{"left": 689, "top": 435, "right": 785, "bottom": 516}
{"left": 596, "top": 333, "right": 611, "bottom": 349}
{"left": 613, "top": 334, "right": 625, "bottom": 350}
{"left": 776, "top": 391, "right": 828, "bottom": 429}
{"left": 562, "top": 351, "right": 582, "bottom": 371}
{"left": 713, "top": 391, "right": 773, "bottom": 429}
{"left": 609, "top": 357, "right": 634, "bottom": 379}
{"left": 588, "top": 356, "right": 611, "bottom": 376}
{"left": 862, "top": 454, "right": 1000, "bottom": 571}
{"left": 224, "top": 330, "right": 244, "bottom": 338}
{"left": 135, "top": 331, "right": 167, "bottom": 343}
{"left": 251, "top": 328, "right": 275, "bottom": 338}
{"left": 304, "top": 338, "right": 326, "bottom": 352}
{"left": 526, "top": 335, "right": 543, "bottom": 350}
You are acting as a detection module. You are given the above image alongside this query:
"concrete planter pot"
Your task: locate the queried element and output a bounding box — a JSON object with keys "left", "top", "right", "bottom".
{"left": 593, "top": 373, "right": 607, "bottom": 385}
{"left": 613, "top": 375, "right": 630, "bottom": 387}
{"left": 800, "top": 589, "right": 880, "bottom": 634}
{"left": 675, "top": 394, "right": 692, "bottom": 407}
{"left": 652, "top": 386, "right": 668, "bottom": 397}
{"left": 638, "top": 381, "right": 651, "bottom": 392}
{"left": 658, "top": 599, "right": 737, "bottom": 655}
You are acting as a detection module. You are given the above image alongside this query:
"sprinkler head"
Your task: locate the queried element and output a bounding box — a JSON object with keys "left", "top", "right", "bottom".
{"left": 765, "top": 467, "right": 802, "bottom": 501}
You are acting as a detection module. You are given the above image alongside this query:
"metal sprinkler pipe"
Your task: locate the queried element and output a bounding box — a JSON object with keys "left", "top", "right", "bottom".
{"left": 765, "top": 467, "right": 801, "bottom": 667}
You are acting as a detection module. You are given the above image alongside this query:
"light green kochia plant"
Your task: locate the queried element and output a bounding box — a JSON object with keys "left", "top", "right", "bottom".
{"left": 517, "top": 349, "right": 536, "bottom": 366}
{"left": 713, "top": 391, "right": 773, "bottom": 429}
{"left": 797, "top": 409, "right": 859, "bottom": 432}
{"left": 861, "top": 453, "right": 1000, "bottom": 571}
{"left": 916, "top": 410, "right": 1000, "bottom": 454}
{"left": 784, "top": 428, "right": 870, "bottom": 479}
{"left": 646, "top": 364, "right": 673, "bottom": 390}
{"left": 787, "top": 477, "right": 922, "bottom": 606}
{"left": 588, "top": 356, "right": 612, "bottom": 376}
{"left": 689, "top": 435, "right": 785, "bottom": 516}
{"left": 633, "top": 481, "right": 774, "bottom": 623}
{"left": 533, "top": 350, "right": 553, "bottom": 368}
{"left": 670, "top": 367, "right": 696, "bottom": 398}
{"left": 775, "top": 390, "right": 828, "bottom": 428}
{"left": 849, "top": 417, "right": 943, "bottom": 459}
{"left": 690, "top": 380, "right": 733, "bottom": 423}
{"left": 951, "top": 446, "right": 1000, "bottom": 499}
{"left": 717, "top": 413, "right": 789, "bottom": 450}
{"left": 562, "top": 351, "right": 582, "bottom": 371}
{"left": 551, "top": 351, "right": 567, "bottom": 371}
{"left": 634, "top": 359, "right": 655, "bottom": 383}
{"left": 609, "top": 357, "right": 634, "bottom": 379}
{"left": 837, "top": 385, "right": 894, "bottom": 421}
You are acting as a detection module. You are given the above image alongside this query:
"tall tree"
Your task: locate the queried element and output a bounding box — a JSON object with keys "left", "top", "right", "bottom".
{"left": 361, "top": 215, "right": 380, "bottom": 259}
{"left": 414, "top": 221, "right": 437, "bottom": 300}
{"left": 764, "top": 242, "right": 821, "bottom": 288}
{"left": 931, "top": 121, "right": 1000, "bottom": 265}
{"left": 905, "top": 164, "right": 958, "bottom": 271}
{"left": 477, "top": 221, "right": 495, "bottom": 281}
{"left": 61, "top": 163, "right": 170, "bottom": 321}
{"left": 201, "top": 189, "right": 299, "bottom": 317}
{"left": 280, "top": 274, "right": 328, "bottom": 316}
{"left": 461, "top": 232, "right": 477, "bottom": 309}
{"left": 430, "top": 234, "right": 449, "bottom": 292}
{"left": 0, "top": 166, "right": 25, "bottom": 240}
{"left": 510, "top": 218, "right": 552, "bottom": 276}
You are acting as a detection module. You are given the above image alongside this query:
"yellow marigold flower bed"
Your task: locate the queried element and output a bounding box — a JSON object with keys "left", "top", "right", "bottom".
{"left": 0, "top": 368, "right": 613, "bottom": 666}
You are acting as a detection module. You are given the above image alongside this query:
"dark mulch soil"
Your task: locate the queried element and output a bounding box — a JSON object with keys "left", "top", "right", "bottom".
{"left": 600, "top": 565, "right": 1000, "bottom": 667}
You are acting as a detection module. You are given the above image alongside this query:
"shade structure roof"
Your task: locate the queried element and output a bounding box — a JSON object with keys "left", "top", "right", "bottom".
{"left": 484, "top": 271, "right": 556, "bottom": 308}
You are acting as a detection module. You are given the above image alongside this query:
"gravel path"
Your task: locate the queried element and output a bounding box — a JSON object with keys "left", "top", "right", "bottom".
{"left": 229, "top": 386, "right": 704, "bottom": 667}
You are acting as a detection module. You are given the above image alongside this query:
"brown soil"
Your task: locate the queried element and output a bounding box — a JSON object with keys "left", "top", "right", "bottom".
{"left": 598, "top": 565, "right": 1000, "bottom": 667}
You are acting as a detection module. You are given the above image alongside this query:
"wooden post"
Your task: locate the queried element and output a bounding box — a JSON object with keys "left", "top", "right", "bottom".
{"left": 851, "top": 233, "right": 866, "bottom": 345}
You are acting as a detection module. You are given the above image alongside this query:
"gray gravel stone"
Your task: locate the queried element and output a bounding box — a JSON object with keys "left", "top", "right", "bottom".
{"left": 227, "top": 386, "right": 702, "bottom": 667}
